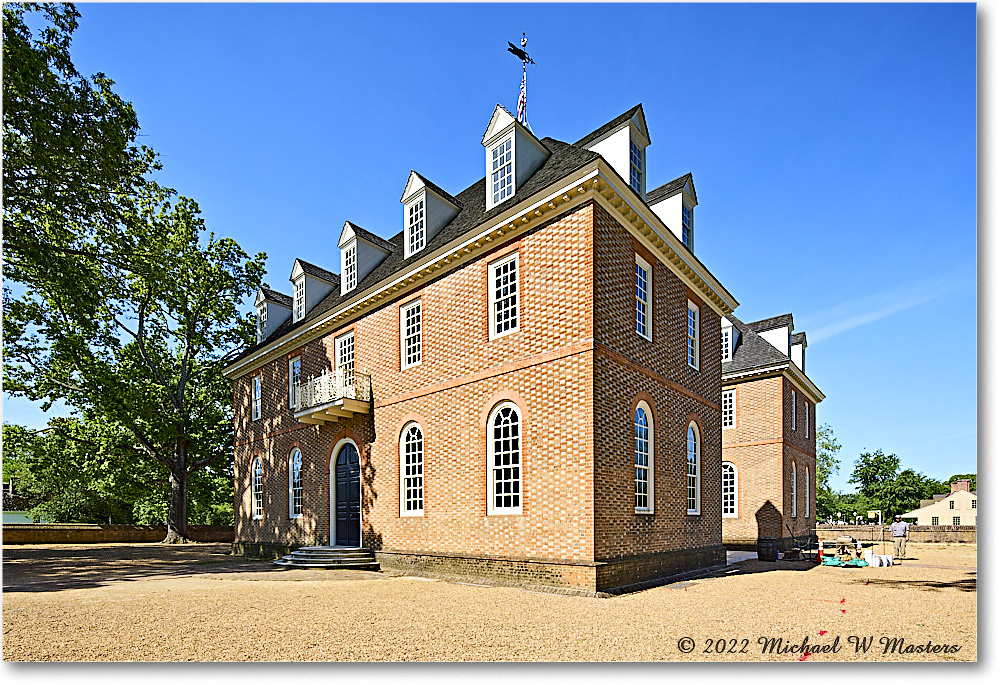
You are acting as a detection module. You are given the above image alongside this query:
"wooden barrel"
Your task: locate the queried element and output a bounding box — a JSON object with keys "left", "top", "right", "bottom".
{"left": 757, "top": 537, "right": 778, "bottom": 562}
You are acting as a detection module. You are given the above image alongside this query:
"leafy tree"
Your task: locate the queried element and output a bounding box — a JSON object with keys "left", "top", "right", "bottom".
{"left": 848, "top": 450, "right": 941, "bottom": 520}
{"left": 814, "top": 423, "right": 842, "bottom": 520}
{"left": 3, "top": 4, "right": 264, "bottom": 541}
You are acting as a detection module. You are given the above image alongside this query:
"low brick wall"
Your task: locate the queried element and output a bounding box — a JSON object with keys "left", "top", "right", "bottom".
{"left": 817, "top": 524, "right": 976, "bottom": 544}
{"left": 2, "top": 524, "right": 234, "bottom": 544}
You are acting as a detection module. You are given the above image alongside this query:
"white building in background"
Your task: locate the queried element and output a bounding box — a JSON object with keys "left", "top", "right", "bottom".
{"left": 900, "top": 479, "right": 977, "bottom": 526}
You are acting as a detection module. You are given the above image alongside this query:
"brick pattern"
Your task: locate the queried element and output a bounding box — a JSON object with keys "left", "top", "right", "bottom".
{"left": 233, "top": 200, "right": 729, "bottom": 590}
{"left": 721, "top": 374, "right": 817, "bottom": 546}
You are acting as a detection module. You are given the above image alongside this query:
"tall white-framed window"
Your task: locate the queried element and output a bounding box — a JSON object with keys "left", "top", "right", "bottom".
{"left": 251, "top": 376, "right": 261, "bottom": 421}
{"left": 288, "top": 448, "right": 303, "bottom": 518}
{"left": 251, "top": 456, "right": 263, "bottom": 520}
{"left": 635, "top": 255, "right": 652, "bottom": 340}
{"left": 629, "top": 138, "right": 643, "bottom": 193}
{"left": 791, "top": 389, "right": 797, "bottom": 430}
{"left": 336, "top": 331, "right": 355, "bottom": 380}
{"left": 791, "top": 461, "right": 797, "bottom": 518}
{"left": 400, "top": 423, "right": 424, "bottom": 516}
{"left": 294, "top": 278, "right": 305, "bottom": 321}
{"left": 686, "top": 422, "right": 701, "bottom": 515}
{"left": 288, "top": 356, "right": 301, "bottom": 409}
{"left": 400, "top": 299, "right": 422, "bottom": 369}
{"left": 721, "top": 327, "right": 731, "bottom": 362}
{"left": 490, "top": 137, "right": 514, "bottom": 206}
{"left": 344, "top": 244, "right": 357, "bottom": 291}
{"left": 722, "top": 462, "right": 737, "bottom": 517}
{"left": 687, "top": 301, "right": 700, "bottom": 370}
{"left": 488, "top": 402, "right": 522, "bottom": 515}
{"left": 258, "top": 307, "right": 267, "bottom": 339}
{"left": 804, "top": 401, "right": 810, "bottom": 438}
{"left": 682, "top": 204, "right": 694, "bottom": 250}
{"left": 407, "top": 198, "right": 426, "bottom": 255}
{"left": 634, "top": 402, "right": 653, "bottom": 513}
{"left": 804, "top": 465, "right": 810, "bottom": 518}
{"left": 722, "top": 390, "right": 734, "bottom": 428}
{"left": 489, "top": 252, "right": 519, "bottom": 340}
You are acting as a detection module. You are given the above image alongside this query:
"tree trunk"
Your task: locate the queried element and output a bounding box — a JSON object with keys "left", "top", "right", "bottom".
{"left": 163, "top": 443, "right": 190, "bottom": 543}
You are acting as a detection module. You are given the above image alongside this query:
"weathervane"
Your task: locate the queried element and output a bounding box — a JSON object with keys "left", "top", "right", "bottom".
{"left": 507, "top": 33, "right": 535, "bottom": 131}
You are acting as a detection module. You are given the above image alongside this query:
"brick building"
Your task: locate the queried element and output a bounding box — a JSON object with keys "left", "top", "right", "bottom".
{"left": 223, "top": 104, "right": 743, "bottom": 593}
{"left": 720, "top": 314, "right": 824, "bottom": 550}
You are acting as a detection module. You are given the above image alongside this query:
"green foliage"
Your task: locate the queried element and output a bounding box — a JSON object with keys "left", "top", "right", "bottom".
{"left": 814, "top": 423, "right": 842, "bottom": 520}
{"left": 945, "top": 473, "right": 976, "bottom": 492}
{"left": 848, "top": 449, "right": 941, "bottom": 520}
{"left": 2, "top": 3, "right": 261, "bottom": 537}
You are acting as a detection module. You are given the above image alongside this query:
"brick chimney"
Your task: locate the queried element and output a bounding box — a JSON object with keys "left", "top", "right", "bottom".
{"left": 950, "top": 479, "right": 971, "bottom": 493}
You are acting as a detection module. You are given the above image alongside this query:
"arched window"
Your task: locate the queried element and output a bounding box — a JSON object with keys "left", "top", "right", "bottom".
{"left": 288, "top": 448, "right": 303, "bottom": 518}
{"left": 489, "top": 402, "right": 521, "bottom": 514}
{"left": 634, "top": 402, "right": 653, "bottom": 513}
{"left": 400, "top": 423, "right": 424, "bottom": 516}
{"left": 722, "top": 462, "right": 737, "bottom": 517}
{"left": 791, "top": 461, "right": 798, "bottom": 518}
{"left": 686, "top": 423, "right": 701, "bottom": 515}
{"left": 251, "top": 456, "right": 263, "bottom": 520}
{"left": 805, "top": 465, "right": 810, "bottom": 518}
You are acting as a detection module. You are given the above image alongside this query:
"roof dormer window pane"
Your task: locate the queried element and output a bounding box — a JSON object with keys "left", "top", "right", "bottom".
{"left": 629, "top": 138, "right": 642, "bottom": 192}
{"left": 408, "top": 199, "right": 425, "bottom": 254}
{"left": 491, "top": 138, "right": 513, "bottom": 205}
{"left": 294, "top": 279, "right": 305, "bottom": 321}
{"left": 682, "top": 205, "right": 693, "bottom": 249}
{"left": 345, "top": 244, "right": 357, "bottom": 291}
{"left": 721, "top": 327, "right": 731, "bottom": 362}
{"left": 258, "top": 307, "right": 267, "bottom": 339}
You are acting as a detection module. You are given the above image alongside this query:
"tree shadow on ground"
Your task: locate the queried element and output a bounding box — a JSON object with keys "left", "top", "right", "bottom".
{"left": 846, "top": 572, "right": 977, "bottom": 593}
{"left": 2, "top": 543, "right": 291, "bottom": 593}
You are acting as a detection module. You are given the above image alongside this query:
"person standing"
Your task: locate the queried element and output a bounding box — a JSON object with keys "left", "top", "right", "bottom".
{"left": 889, "top": 515, "right": 910, "bottom": 561}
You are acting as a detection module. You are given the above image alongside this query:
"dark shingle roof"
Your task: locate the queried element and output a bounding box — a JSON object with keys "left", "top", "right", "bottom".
{"left": 723, "top": 314, "right": 791, "bottom": 376}
{"left": 346, "top": 222, "right": 396, "bottom": 253}
{"left": 411, "top": 171, "right": 462, "bottom": 208}
{"left": 790, "top": 331, "right": 807, "bottom": 346}
{"left": 295, "top": 259, "right": 340, "bottom": 286}
{"left": 747, "top": 314, "right": 794, "bottom": 333}
{"left": 260, "top": 287, "right": 292, "bottom": 308}
{"left": 647, "top": 173, "right": 693, "bottom": 205}
{"left": 234, "top": 137, "right": 600, "bottom": 360}
{"left": 574, "top": 104, "right": 643, "bottom": 148}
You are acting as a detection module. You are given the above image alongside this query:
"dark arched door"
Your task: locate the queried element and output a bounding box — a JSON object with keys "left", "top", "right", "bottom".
{"left": 334, "top": 443, "right": 361, "bottom": 547}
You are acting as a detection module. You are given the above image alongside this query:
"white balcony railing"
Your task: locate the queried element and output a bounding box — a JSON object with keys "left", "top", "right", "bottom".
{"left": 294, "top": 369, "right": 372, "bottom": 413}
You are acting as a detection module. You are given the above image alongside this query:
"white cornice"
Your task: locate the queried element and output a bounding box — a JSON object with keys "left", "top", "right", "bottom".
{"left": 723, "top": 362, "right": 825, "bottom": 404}
{"left": 224, "top": 158, "right": 738, "bottom": 379}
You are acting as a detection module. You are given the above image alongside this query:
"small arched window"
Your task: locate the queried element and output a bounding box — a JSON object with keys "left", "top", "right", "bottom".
{"left": 634, "top": 402, "right": 653, "bottom": 513}
{"left": 803, "top": 466, "right": 812, "bottom": 518}
{"left": 489, "top": 402, "right": 522, "bottom": 514}
{"left": 400, "top": 423, "right": 424, "bottom": 516}
{"left": 686, "top": 423, "right": 701, "bottom": 515}
{"left": 722, "top": 462, "right": 737, "bottom": 517}
{"left": 251, "top": 456, "right": 263, "bottom": 520}
{"left": 288, "top": 449, "right": 303, "bottom": 518}
{"left": 791, "top": 461, "right": 798, "bottom": 518}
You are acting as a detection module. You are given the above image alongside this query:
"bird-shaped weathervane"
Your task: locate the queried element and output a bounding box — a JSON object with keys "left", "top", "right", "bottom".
{"left": 508, "top": 33, "right": 535, "bottom": 128}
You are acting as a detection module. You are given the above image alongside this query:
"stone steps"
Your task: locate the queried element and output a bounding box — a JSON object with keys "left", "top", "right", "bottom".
{"left": 273, "top": 546, "right": 380, "bottom": 570}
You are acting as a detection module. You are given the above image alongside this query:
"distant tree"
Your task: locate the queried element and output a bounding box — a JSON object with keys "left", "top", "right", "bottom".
{"left": 814, "top": 423, "right": 842, "bottom": 520}
{"left": 848, "top": 450, "right": 942, "bottom": 520}
{"left": 3, "top": 4, "right": 263, "bottom": 541}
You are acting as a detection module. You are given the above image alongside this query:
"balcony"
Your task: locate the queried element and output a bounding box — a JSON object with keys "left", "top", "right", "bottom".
{"left": 293, "top": 369, "right": 372, "bottom": 425}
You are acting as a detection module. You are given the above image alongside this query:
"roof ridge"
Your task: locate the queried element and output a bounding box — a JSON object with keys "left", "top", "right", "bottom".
{"left": 345, "top": 222, "right": 396, "bottom": 252}
{"left": 294, "top": 258, "right": 340, "bottom": 284}
{"left": 411, "top": 171, "right": 462, "bottom": 207}
{"left": 573, "top": 104, "right": 643, "bottom": 148}
{"left": 647, "top": 172, "right": 693, "bottom": 204}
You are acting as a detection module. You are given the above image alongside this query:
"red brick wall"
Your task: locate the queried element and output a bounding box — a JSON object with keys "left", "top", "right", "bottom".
{"left": 721, "top": 374, "right": 816, "bottom": 545}
{"left": 591, "top": 203, "right": 723, "bottom": 560}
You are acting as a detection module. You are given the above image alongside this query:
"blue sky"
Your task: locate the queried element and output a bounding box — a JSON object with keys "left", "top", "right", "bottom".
{"left": 3, "top": 2, "right": 977, "bottom": 493}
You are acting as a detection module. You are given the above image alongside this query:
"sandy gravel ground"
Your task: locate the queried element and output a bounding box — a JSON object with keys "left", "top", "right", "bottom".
{"left": 2, "top": 542, "right": 976, "bottom": 662}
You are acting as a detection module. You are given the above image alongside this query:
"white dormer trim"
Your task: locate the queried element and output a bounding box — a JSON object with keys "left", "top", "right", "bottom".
{"left": 254, "top": 287, "right": 293, "bottom": 343}
{"left": 400, "top": 171, "right": 460, "bottom": 259}
{"left": 482, "top": 104, "right": 549, "bottom": 211}
{"left": 338, "top": 221, "right": 391, "bottom": 294}
{"left": 759, "top": 325, "right": 791, "bottom": 358}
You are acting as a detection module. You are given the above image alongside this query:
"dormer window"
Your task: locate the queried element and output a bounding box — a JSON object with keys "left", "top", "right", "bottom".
{"left": 629, "top": 138, "right": 643, "bottom": 193}
{"left": 491, "top": 137, "right": 513, "bottom": 205}
{"left": 408, "top": 198, "right": 425, "bottom": 254}
{"left": 344, "top": 244, "right": 357, "bottom": 291}
{"left": 258, "top": 307, "right": 267, "bottom": 340}
{"left": 682, "top": 204, "right": 694, "bottom": 249}
{"left": 721, "top": 327, "right": 732, "bottom": 362}
{"left": 293, "top": 278, "right": 305, "bottom": 321}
